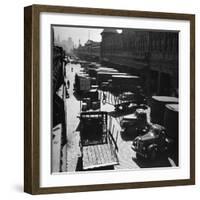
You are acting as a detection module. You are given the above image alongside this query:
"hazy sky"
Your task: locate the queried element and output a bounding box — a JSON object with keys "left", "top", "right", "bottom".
{"left": 53, "top": 26, "right": 104, "bottom": 47}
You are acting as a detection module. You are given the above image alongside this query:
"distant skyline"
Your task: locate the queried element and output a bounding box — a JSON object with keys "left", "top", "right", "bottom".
{"left": 53, "top": 26, "right": 103, "bottom": 47}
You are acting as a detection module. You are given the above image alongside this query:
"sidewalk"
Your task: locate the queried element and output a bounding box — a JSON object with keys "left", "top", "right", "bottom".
{"left": 62, "top": 63, "right": 82, "bottom": 172}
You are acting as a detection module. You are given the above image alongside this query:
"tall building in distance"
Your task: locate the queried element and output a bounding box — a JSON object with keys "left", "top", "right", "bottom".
{"left": 54, "top": 34, "right": 61, "bottom": 46}
{"left": 61, "top": 37, "right": 74, "bottom": 54}
{"left": 74, "top": 39, "right": 101, "bottom": 61}
{"left": 54, "top": 35, "right": 74, "bottom": 54}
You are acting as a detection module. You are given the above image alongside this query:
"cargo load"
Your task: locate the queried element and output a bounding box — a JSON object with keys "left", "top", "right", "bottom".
{"left": 79, "top": 76, "right": 91, "bottom": 91}
{"left": 164, "top": 104, "right": 179, "bottom": 139}
{"left": 74, "top": 73, "right": 91, "bottom": 93}
{"left": 150, "top": 96, "right": 178, "bottom": 125}
{"left": 79, "top": 112, "right": 119, "bottom": 170}
{"left": 164, "top": 104, "right": 179, "bottom": 165}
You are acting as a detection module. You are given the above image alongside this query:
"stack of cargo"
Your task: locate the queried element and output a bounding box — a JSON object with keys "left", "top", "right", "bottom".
{"left": 164, "top": 104, "right": 179, "bottom": 140}
{"left": 74, "top": 73, "right": 91, "bottom": 94}
{"left": 150, "top": 96, "right": 178, "bottom": 125}
{"left": 164, "top": 104, "right": 179, "bottom": 165}
{"left": 82, "top": 89, "right": 100, "bottom": 111}
{"left": 78, "top": 76, "right": 91, "bottom": 91}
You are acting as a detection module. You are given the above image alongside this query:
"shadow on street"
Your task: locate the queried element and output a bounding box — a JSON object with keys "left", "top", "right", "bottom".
{"left": 132, "top": 154, "right": 172, "bottom": 168}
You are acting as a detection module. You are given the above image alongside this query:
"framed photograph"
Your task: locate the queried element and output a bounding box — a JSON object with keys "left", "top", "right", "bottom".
{"left": 24, "top": 4, "right": 195, "bottom": 194}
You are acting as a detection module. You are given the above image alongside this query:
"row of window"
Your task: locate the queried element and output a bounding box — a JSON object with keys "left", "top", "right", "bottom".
{"left": 102, "top": 33, "right": 178, "bottom": 53}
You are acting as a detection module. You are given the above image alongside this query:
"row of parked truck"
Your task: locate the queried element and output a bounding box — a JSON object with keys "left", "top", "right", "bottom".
{"left": 73, "top": 61, "right": 147, "bottom": 112}
{"left": 72, "top": 59, "right": 179, "bottom": 170}
{"left": 73, "top": 61, "right": 147, "bottom": 170}
{"left": 125, "top": 96, "right": 179, "bottom": 163}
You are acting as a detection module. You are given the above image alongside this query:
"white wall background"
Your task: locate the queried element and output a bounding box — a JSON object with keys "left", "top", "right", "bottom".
{"left": 0, "top": 0, "right": 199, "bottom": 199}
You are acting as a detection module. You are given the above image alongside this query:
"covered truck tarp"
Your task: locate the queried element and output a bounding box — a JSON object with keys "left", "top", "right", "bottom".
{"left": 150, "top": 96, "right": 178, "bottom": 125}
{"left": 164, "top": 104, "right": 179, "bottom": 139}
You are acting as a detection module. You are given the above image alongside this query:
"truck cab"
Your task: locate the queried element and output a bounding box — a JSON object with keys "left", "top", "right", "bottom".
{"left": 131, "top": 124, "right": 174, "bottom": 160}
{"left": 120, "top": 109, "right": 149, "bottom": 139}
{"left": 81, "top": 89, "right": 100, "bottom": 111}
{"left": 114, "top": 89, "right": 147, "bottom": 113}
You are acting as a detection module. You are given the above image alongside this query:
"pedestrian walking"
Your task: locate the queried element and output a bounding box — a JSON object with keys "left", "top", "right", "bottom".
{"left": 65, "top": 88, "right": 69, "bottom": 98}
{"left": 102, "top": 92, "right": 106, "bottom": 104}
{"left": 67, "top": 80, "right": 70, "bottom": 89}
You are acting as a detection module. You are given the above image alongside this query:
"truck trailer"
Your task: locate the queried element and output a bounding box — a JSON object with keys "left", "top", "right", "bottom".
{"left": 79, "top": 111, "right": 119, "bottom": 170}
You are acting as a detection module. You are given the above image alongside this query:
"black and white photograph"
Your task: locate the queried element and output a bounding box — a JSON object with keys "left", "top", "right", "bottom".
{"left": 51, "top": 25, "right": 179, "bottom": 173}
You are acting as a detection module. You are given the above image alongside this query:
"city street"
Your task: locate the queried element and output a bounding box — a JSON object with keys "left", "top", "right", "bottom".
{"left": 61, "top": 63, "right": 82, "bottom": 172}
{"left": 61, "top": 62, "right": 175, "bottom": 172}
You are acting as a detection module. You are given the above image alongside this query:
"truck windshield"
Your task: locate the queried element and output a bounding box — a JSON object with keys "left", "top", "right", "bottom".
{"left": 149, "top": 127, "right": 160, "bottom": 136}
{"left": 81, "top": 118, "right": 107, "bottom": 145}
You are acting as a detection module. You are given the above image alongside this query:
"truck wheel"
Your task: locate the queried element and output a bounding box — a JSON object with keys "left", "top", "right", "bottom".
{"left": 149, "top": 148, "right": 157, "bottom": 161}
{"left": 136, "top": 153, "right": 143, "bottom": 160}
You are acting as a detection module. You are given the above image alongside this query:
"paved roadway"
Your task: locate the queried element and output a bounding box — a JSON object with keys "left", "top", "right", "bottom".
{"left": 62, "top": 63, "right": 81, "bottom": 172}
{"left": 61, "top": 62, "right": 174, "bottom": 172}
